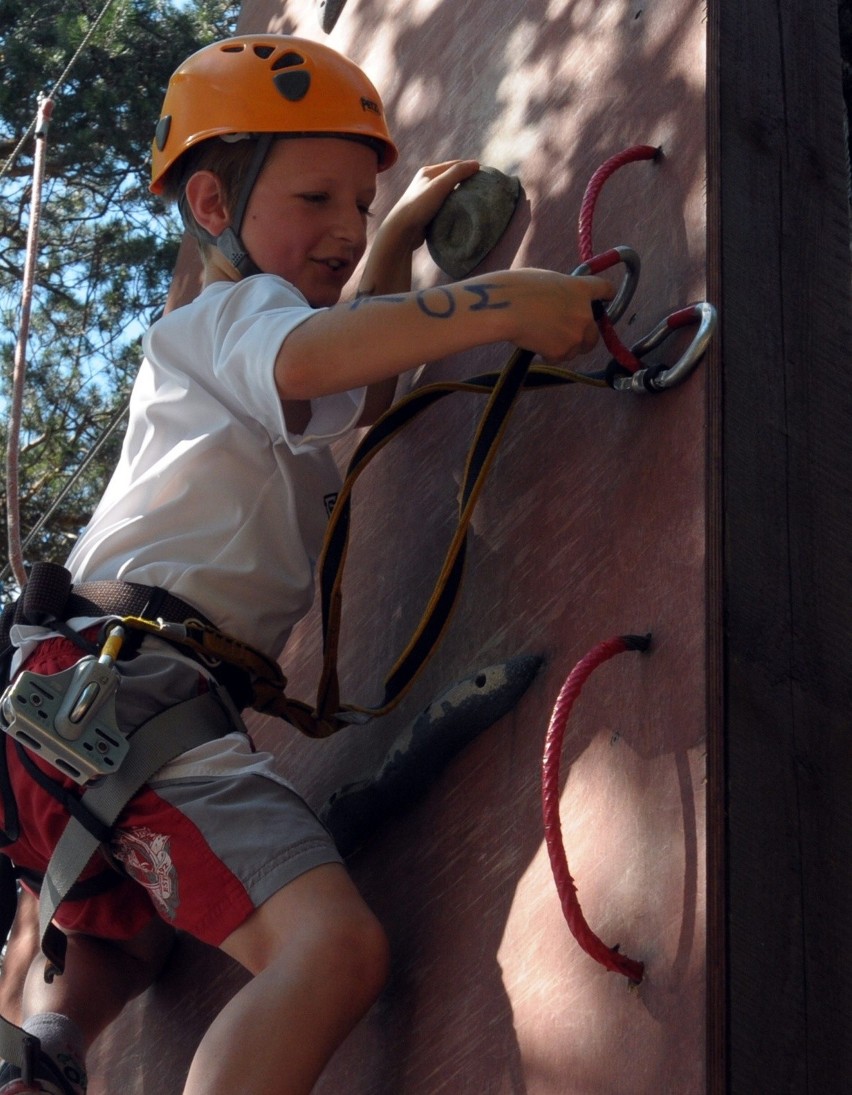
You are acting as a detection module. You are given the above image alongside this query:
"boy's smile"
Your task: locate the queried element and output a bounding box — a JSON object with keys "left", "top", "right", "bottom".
{"left": 239, "top": 137, "right": 379, "bottom": 306}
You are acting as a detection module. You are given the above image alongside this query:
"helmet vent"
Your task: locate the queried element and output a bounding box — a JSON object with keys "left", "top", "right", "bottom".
{"left": 253, "top": 44, "right": 275, "bottom": 59}
{"left": 154, "top": 115, "right": 171, "bottom": 151}
{"left": 273, "top": 70, "right": 311, "bottom": 102}
{"left": 272, "top": 51, "right": 306, "bottom": 69}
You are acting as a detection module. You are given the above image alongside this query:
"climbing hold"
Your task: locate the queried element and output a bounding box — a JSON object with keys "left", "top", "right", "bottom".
{"left": 317, "top": 0, "right": 348, "bottom": 34}
{"left": 320, "top": 654, "right": 543, "bottom": 856}
{"left": 426, "top": 167, "right": 522, "bottom": 279}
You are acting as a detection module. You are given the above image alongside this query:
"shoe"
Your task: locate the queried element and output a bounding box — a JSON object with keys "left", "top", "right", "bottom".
{"left": 0, "top": 1051, "right": 82, "bottom": 1095}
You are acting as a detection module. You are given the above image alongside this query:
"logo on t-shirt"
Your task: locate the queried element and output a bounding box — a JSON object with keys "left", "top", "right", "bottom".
{"left": 323, "top": 492, "right": 339, "bottom": 517}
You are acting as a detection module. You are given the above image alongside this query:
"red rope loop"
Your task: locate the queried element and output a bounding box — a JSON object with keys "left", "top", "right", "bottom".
{"left": 541, "top": 634, "right": 649, "bottom": 983}
{"left": 578, "top": 145, "right": 659, "bottom": 373}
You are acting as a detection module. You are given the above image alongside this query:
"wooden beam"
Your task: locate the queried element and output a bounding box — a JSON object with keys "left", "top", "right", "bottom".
{"left": 711, "top": 0, "right": 852, "bottom": 1089}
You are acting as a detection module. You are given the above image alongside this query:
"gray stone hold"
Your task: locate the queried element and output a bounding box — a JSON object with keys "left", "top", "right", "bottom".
{"left": 318, "top": 0, "right": 347, "bottom": 34}
{"left": 319, "top": 654, "right": 543, "bottom": 857}
{"left": 426, "top": 167, "right": 523, "bottom": 280}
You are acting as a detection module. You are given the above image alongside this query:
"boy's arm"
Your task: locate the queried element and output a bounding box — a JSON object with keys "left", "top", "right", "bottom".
{"left": 355, "top": 160, "right": 481, "bottom": 424}
{"left": 277, "top": 160, "right": 613, "bottom": 406}
{"left": 275, "top": 267, "right": 612, "bottom": 402}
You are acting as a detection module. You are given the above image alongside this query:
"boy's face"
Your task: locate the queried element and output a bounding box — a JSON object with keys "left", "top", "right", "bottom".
{"left": 239, "top": 137, "right": 379, "bottom": 306}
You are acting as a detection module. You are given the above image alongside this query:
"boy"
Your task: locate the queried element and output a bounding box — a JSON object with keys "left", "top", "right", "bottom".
{"left": 0, "top": 34, "right": 611, "bottom": 1095}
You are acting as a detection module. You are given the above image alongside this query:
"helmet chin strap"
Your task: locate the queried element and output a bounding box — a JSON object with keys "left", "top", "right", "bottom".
{"left": 214, "top": 225, "right": 262, "bottom": 278}
{"left": 180, "top": 134, "right": 274, "bottom": 278}
{"left": 216, "top": 133, "right": 274, "bottom": 277}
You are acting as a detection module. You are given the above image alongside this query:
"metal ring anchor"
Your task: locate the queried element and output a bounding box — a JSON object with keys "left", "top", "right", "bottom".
{"left": 572, "top": 245, "right": 640, "bottom": 324}
{"left": 610, "top": 301, "right": 717, "bottom": 393}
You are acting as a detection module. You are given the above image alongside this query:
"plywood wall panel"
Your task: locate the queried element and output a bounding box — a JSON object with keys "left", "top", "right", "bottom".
{"left": 87, "top": 1, "right": 712, "bottom": 1090}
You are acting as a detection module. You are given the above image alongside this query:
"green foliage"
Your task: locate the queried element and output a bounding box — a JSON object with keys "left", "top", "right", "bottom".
{"left": 0, "top": 0, "right": 239, "bottom": 589}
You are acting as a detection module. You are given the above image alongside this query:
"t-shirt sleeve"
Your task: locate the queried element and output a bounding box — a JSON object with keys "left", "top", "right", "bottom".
{"left": 207, "top": 277, "right": 367, "bottom": 453}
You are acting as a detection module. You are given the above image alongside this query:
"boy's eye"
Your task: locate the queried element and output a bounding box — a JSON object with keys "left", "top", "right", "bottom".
{"left": 298, "top": 192, "right": 373, "bottom": 217}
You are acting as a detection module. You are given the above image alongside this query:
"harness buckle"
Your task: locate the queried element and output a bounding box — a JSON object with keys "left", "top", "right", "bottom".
{"left": 0, "top": 625, "right": 129, "bottom": 784}
{"left": 573, "top": 245, "right": 641, "bottom": 324}
{"left": 610, "top": 301, "right": 717, "bottom": 393}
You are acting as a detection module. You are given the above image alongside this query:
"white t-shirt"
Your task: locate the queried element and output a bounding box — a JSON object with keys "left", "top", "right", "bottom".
{"left": 65, "top": 275, "right": 366, "bottom": 660}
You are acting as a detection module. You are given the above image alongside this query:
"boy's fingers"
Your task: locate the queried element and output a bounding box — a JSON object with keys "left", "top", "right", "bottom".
{"left": 582, "top": 274, "right": 616, "bottom": 300}
{"left": 423, "top": 158, "right": 479, "bottom": 175}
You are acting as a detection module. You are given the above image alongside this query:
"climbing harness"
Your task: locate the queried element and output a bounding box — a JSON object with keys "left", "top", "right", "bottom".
{"left": 2, "top": 623, "right": 128, "bottom": 785}
{"left": 0, "top": 686, "right": 239, "bottom": 1078}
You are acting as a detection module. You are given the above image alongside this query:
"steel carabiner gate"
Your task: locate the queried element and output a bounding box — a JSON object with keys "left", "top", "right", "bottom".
{"left": 609, "top": 301, "right": 717, "bottom": 393}
{"left": 573, "top": 245, "right": 641, "bottom": 325}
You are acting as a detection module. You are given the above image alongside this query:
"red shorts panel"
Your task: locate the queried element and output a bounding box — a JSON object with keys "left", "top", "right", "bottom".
{"left": 2, "top": 634, "right": 339, "bottom": 944}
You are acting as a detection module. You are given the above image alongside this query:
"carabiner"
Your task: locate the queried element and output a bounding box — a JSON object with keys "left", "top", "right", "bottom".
{"left": 573, "top": 245, "right": 640, "bottom": 325}
{"left": 610, "top": 301, "right": 717, "bottom": 393}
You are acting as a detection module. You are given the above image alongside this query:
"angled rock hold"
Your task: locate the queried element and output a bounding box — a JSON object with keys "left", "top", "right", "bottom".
{"left": 320, "top": 654, "right": 542, "bottom": 857}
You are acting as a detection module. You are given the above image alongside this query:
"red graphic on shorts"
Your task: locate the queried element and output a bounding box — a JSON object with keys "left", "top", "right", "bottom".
{"left": 113, "top": 826, "right": 180, "bottom": 920}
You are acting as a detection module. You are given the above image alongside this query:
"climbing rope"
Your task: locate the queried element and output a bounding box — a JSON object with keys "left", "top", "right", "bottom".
{"left": 6, "top": 96, "right": 54, "bottom": 590}
{"left": 0, "top": 398, "right": 130, "bottom": 588}
{"left": 542, "top": 635, "right": 650, "bottom": 984}
{"left": 0, "top": 0, "right": 122, "bottom": 184}
{"left": 3, "top": 0, "right": 128, "bottom": 591}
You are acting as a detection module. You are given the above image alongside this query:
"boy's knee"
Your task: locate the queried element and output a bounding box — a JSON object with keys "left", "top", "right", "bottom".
{"left": 316, "top": 900, "right": 389, "bottom": 1010}
{"left": 224, "top": 865, "right": 389, "bottom": 1004}
{"left": 345, "top": 906, "right": 390, "bottom": 999}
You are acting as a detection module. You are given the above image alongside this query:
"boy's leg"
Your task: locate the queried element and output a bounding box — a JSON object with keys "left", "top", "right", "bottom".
{"left": 0, "top": 889, "right": 40, "bottom": 1025}
{"left": 183, "top": 863, "right": 388, "bottom": 1095}
{"left": 0, "top": 915, "right": 175, "bottom": 1094}
{"left": 21, "top": 915, "right": 175, "bottom": 1042}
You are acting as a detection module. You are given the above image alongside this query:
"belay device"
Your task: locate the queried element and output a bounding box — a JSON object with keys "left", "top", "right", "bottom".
{"left": 0, "top": 626, "right": 128, "bottom": 785}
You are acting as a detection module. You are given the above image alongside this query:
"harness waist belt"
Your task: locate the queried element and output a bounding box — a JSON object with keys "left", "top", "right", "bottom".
{"left": 66, "top": 581, "right": 214, "bottom": 629}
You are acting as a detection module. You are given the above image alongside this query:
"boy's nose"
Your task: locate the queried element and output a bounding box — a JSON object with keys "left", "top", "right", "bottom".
{"left": 333, "top": 205, "right": 367, "bottom": 245}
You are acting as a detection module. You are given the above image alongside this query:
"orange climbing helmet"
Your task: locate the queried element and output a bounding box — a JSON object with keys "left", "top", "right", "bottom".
{"left": 150, "top": 33, "right": 398, "bottom": 194}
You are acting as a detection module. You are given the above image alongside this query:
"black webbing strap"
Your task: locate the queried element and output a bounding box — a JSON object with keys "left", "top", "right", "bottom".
{"left": 310, "top": 355, "right": 600, "bottom": 734}
{"left": 0, "top": 564, "right": 213, "bottom": 665}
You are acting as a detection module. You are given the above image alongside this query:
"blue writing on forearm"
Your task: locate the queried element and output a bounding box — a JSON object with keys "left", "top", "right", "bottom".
{"left": 464, "top": 283, "right": 510, "bottom": 311}
{"left": 416, "top": 287, "right": 456, "bottom": 318}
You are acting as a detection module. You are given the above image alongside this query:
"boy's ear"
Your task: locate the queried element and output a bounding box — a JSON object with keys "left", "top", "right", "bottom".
{"left": 183, "top": 171, "right": 231, "bottom": 237}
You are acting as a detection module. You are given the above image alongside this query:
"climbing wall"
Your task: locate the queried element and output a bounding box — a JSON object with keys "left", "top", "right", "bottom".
{"left": 88, "top": 0, "right": 713, "bottom": 1090}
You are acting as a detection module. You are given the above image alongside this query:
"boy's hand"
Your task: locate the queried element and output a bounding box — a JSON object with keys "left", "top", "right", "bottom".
{"left": 359, "top": 160, "right": 480, "bottom": 298}
{"left": 378, "top": 159, "right": 481, "bottom": 252}
{"left": 502, "top": 270, "right": 615, "bottom": 363}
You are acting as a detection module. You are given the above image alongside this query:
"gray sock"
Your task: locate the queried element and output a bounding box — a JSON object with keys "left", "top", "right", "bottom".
{"left": 21, "top": 1012, "right": 87, "bottom": 1094}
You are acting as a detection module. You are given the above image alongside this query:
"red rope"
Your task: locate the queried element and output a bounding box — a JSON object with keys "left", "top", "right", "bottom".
{"left": 577, "top": 145, "right": 659, "bottom": 373}
{"left": 541, "top": 634, "right": 648, "bottom": 983}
